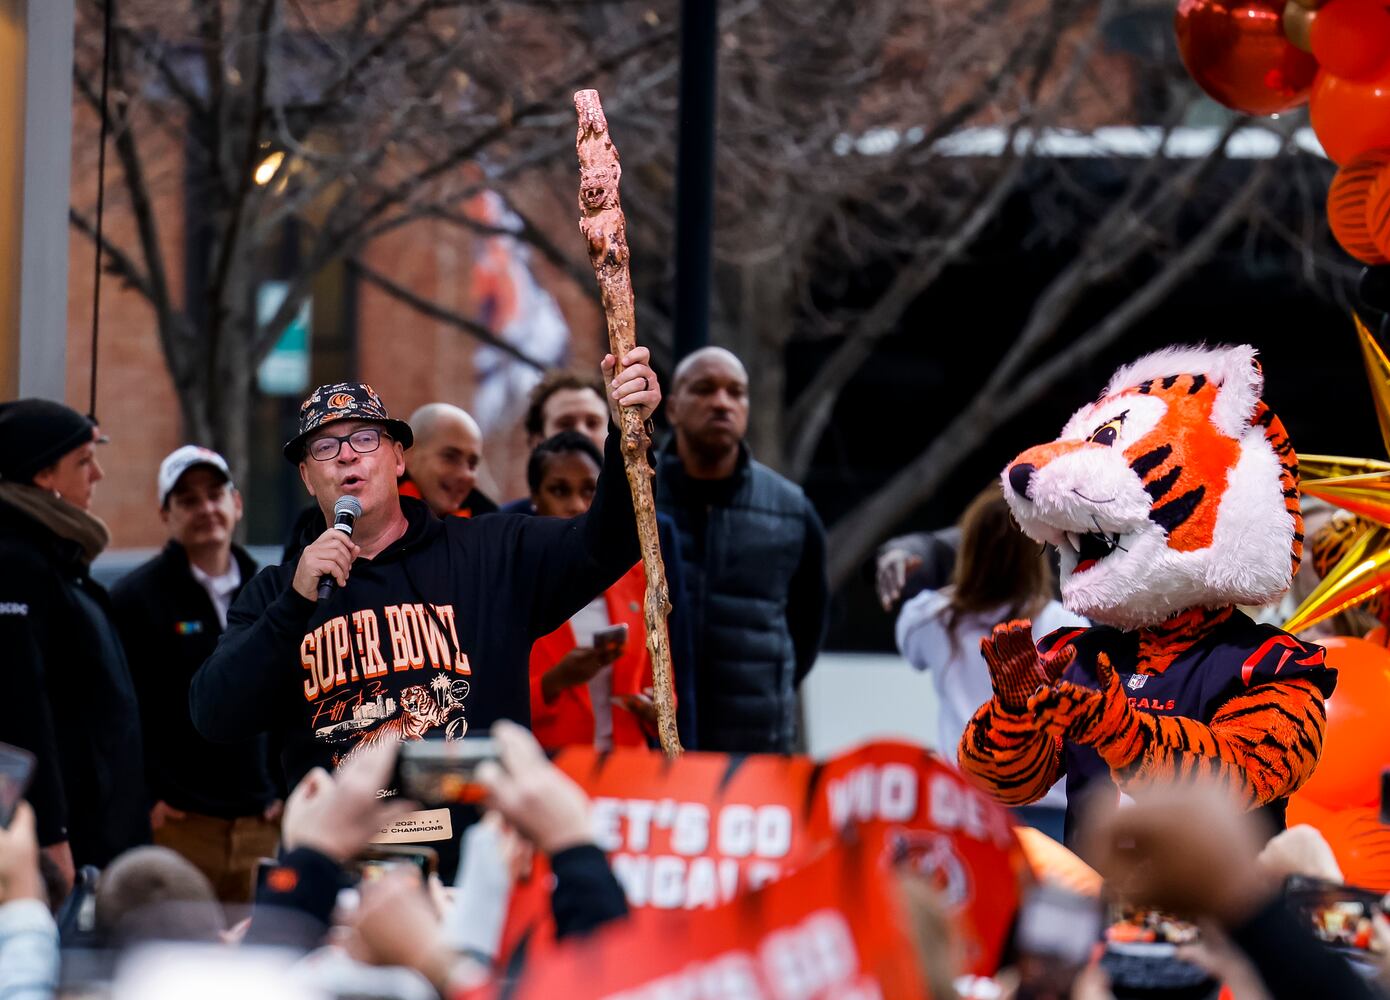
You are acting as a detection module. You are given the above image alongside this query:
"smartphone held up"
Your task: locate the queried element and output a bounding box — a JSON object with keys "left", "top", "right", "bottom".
{"left": 392, "top": 737, "right": 500, "bottom": 808}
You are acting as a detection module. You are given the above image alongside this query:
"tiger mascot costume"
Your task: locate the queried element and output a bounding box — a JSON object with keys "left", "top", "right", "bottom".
{"left": 958, "top": 344, "right": 1337, "bottom": 842}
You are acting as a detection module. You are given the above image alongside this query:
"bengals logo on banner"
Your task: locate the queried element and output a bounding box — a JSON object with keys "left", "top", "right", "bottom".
{"left": 499, "top": 740, "right": 1029, "bottom": 980}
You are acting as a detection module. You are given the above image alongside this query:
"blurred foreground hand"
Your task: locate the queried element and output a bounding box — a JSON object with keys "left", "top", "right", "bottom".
{"left": 1081, "top": 783, "right": 1272, "bottom": 925}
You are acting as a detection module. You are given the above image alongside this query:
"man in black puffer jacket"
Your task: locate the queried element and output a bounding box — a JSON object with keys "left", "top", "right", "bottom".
{"left": 655, "top": 348, "right": 828, "bottom": 754}
{"left": 0, "top": 400, "right": 150, "bottom": 889}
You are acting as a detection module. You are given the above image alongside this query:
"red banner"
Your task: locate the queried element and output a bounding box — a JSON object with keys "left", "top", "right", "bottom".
{"left": 491, "top": 836, "right": 929, "bottom": 1000}
{"left": 501, "top": 741, "right": 1029, "bottom": 979}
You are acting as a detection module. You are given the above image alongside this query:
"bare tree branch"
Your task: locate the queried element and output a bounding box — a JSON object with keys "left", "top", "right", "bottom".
{"left": 825, "top": 157, "right": 1277, "bottom": 588}
{"left": 353, "top": 259, "right": 549, "bottom": 370}
{"left": 784, "top": 154, "right": 1027, "bottom": 479}
{"left": 67, "top": 208, "right": 157, "bottom": 303}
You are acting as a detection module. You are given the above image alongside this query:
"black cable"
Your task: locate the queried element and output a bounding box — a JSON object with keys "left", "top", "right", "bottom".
{"left": 88, "top": 0, "right": 116, "bottom": 421}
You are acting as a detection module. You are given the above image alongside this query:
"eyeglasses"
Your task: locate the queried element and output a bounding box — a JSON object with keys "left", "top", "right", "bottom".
{"left": 307, "top": 427, "right": 388, "bottom": 462}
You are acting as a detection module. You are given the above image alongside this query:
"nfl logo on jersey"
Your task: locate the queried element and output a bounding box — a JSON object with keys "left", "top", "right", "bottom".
{"left": 1127, "top": 674, "right": 1148, "bottom": 691}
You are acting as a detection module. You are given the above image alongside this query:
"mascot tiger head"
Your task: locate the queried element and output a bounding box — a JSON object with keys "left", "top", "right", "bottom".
{"left": 1002, "top": 344, "right": 1301, "bottom": 630}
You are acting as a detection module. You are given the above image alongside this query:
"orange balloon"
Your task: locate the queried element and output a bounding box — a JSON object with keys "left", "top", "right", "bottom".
{"left": 1310, "top": 0, "right": 1390, "bottom": 80}
{"left": 1286, "top": 794, "right": 1335, "bottom": 829}
{"left": 1328, "top": 151, "right": 1390, "bottom": 263}
{"left": 1318, "top": 807, "right": 1390, "bottom": 889}
{"left": 1293, "top": 636, "right": 1390, "bottom": 810}
{"left": 1310, "top": 66, "right": 1390, "bottom": 164}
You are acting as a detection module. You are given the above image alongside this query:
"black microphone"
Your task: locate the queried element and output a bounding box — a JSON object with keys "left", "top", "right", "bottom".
{"left": 317, "top": 495, "right": 362, "bottom": 601}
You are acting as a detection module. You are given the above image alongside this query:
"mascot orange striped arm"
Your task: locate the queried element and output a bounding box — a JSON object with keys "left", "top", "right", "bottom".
{"left": 957, "top": 344, "right": 1337, "bottom": 842}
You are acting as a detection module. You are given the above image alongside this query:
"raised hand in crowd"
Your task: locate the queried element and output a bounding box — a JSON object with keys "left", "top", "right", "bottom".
{"left": 475, "top": 719, "right": 592, "bottom": 856}
{"left": 347, "top": 873, "right": 489, "bottom": 995}
{"left": 1082, "top": 783, "right": 1383, "bottom": 1000}
{"left": 291, "top": 526, "right": 361, "bottom": 602}
{"left": 348, "top": 872, "right": 489, "bottom": 996}
{"left": 1257, "top": 824, "right": 1344, "bottom": 884}
{"left": 1175, "top": 923, "right": 1272, "bottom": 1000}
{"left": 876, "top": 547, "right": 924, "bottom": 611}
{"left": 0, "top": 801, "right": 60, "bottom": 1000}
{"left": 1083, "top": 783, "right": 1275, "bottom": 925}
{"left": 281, "top": 743, "right": 412, "bottom": 862}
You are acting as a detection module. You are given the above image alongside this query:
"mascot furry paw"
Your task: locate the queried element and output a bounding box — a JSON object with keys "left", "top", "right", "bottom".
{"left": 958, "top": 344, "right": 1336, "bottom": 842}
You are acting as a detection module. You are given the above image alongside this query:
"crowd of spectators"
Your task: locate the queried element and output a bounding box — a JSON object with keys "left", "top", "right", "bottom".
{"left": 0, "top": 721, "right": 1385, "bottom": 998}
{"left": 0, "top": 345, "right": 825, "bottom": 895}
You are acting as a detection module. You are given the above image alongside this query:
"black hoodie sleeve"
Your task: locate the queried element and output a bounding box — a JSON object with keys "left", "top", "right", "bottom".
{"left": 243, "top": 847, "right": 345, "bottom": 950}
{"left": 190, "top": 565, "right": 315, "bottom": 743}
{"left": 519, "top": 425, "right": 642, "bottom": 637}
{"left": 0, "top": 553, "right": 69, "bottom": 847}
{"left": 550, "top": 844, "right": 629, "bottom": 940}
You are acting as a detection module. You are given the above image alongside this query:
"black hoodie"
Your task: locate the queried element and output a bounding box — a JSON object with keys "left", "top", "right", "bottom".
{"left": 190, "top": 430, "right": 639, "bottom": 788}
{"left": 0, "top": 499, "right": 150, "bottom": 866}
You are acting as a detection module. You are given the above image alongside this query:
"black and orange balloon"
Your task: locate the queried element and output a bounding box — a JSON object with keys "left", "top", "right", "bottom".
{"left": 1310, "top": 0, "right": 1390, "bottom": 80}
{"left": 1328, "top": 150, "right": 1390, "bottom": 263}
{"left": 1310, "top": 66, "right": 1390, "bottom": 164}
{"left": 1175, "top": 0, "right": 1320, "bottom": 115}
{"left": 1369, "top": 167, "right": 1390, "bottom": 258}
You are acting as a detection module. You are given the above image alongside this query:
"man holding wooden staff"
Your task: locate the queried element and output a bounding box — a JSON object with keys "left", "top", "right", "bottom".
{"left": 190, "top": 360, "right": 659, "bottom": 875}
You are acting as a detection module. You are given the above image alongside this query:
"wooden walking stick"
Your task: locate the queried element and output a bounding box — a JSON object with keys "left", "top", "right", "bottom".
{"left": 574, "top": 89, "right": 682, "bottom": 757}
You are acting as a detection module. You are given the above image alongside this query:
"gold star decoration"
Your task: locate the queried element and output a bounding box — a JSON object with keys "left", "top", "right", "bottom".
{"left": 1284, "top": 315, "right": 1390, "bottom": 635}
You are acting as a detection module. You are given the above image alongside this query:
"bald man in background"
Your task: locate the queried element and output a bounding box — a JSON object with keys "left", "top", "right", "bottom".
{"left": 402, "top": 403, "right": 497, "bottom": 519}
{"left": 655, "top": 347, "right": 828, "bottom": 754}
{"left": 282, "top": 402, "right": 497, "bottom": 562}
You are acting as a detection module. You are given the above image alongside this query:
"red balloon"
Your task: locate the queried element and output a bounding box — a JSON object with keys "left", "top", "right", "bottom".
{"left": 1293, "top": 636, "right": 1390, "bottom": 810}
{"left": 1175, "top": 0, "right": 1319, "bottom": 115}
{"left": 1310, "top": 0, "right": 1390, "bottom": 81}
{"left": 1310, "top": 66, "right": 1390, "bottom": 164}
{"left": 1327, "top": 151, "right": 1390, "bottom": 264}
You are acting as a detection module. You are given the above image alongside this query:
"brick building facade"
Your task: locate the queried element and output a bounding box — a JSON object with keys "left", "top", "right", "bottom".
{"left": 65, "top": 155, "right": 603, "bottom": 549}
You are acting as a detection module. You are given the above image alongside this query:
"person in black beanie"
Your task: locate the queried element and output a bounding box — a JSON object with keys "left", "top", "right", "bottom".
{"left": 0, "top": 399, "right": 150, "bottom": 892}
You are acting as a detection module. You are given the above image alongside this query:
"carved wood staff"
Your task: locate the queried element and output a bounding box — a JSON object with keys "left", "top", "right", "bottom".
{"left": 574, "top": 89, "right": 682, "bottom": 756}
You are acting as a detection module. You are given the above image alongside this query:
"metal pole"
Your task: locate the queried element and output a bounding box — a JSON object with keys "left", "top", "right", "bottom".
{"left": 672, "top": 0, "right": 717, "bottom": 364}
{"left": 0, "top": 0, "right": 73, "bottom": 400}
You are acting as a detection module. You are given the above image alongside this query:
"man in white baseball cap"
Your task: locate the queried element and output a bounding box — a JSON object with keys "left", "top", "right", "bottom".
{"left": 110, "top": 446, "right": 280, "bottom": 902}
